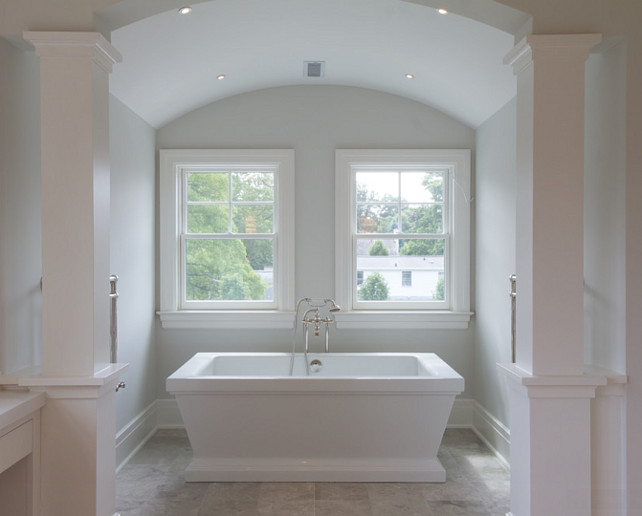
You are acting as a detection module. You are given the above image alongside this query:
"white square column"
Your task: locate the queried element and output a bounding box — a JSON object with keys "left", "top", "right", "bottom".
{"left": 500, "top": 34, "right": 606, "bottom": 516}
{"left": 21, "top": 32, "right": 128, "bottom": 516}
{"left": 23, "top": 31, "right": 121, "bottom": 377}
{"left": 506, "top": 34, "right": 601, "bottom": 376}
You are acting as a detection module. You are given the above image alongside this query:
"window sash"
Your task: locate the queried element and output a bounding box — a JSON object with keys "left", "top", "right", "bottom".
{"left": 335, "top": 149, "right": 470, "bottom": 314}
{"left": 160, "top": 149, "right": 295, "bottom": 316}
{"left": 179, "top": 170, "right": 277, "bottom": 309}
{"left": 352, "top": 167, "right": 450, "bottom": 310}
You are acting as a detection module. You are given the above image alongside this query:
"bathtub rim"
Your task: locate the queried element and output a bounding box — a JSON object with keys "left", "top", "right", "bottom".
{"left": 166, "top": 352, "right": 465, "bottom": 394}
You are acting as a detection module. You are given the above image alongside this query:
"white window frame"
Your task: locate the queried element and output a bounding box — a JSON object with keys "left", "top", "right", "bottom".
{"left": 159, "top": 149, "right": 295, "bottom": 329}
{"left": 335, "top": 149, "right": 472, "bottom": 329}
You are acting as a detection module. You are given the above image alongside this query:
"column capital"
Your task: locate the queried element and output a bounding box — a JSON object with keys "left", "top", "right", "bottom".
{"left": 23, "top": 31, "right": 122, "bottom": 73}
{"left": 505, "top": 33, "right": 602, "bottom": 74}
{"left": 498, "top": 363, "right": 608, "bottom": 399}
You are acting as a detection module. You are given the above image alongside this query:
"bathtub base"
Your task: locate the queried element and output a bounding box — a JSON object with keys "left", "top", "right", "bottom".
{"left": 185, "top": 457, "right": 446, "bottom": 483}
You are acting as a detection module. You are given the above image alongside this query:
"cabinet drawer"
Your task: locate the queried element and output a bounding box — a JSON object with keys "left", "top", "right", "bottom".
{"left": 0, "top": 420, "right": 33, "bottom": 474}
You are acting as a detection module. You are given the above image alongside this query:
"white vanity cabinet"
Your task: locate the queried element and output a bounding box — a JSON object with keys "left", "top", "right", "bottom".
{"left": 0, "top": 391, "right": 45, "bottom": 516}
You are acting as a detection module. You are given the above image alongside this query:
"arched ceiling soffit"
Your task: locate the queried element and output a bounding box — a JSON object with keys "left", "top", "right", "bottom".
{"left": 95, "top": 0, "right": 530, "bottom": 38}
{"left": 107, "top": 0, "right": 528, "bottom": 129}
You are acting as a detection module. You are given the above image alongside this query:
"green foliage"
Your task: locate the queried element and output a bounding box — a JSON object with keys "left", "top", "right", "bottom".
{"left": 186, "top": 239, "right": 265, "bottom": 301}
{"left": 358, "top": 272, "right": 389, "bottom": 301}
{"left": 433, "top": 275, "right": 445, "bottom": 301}
{"left": 242, "top": 239, "right": 273, "bottom": 271}
{"left": 232, "top": 172, "right": 274, "bottom": 202}
{"left": 187, "top": 173, "right": 228, "bottom": 202}
{"left": 184, "top": 171, "right": 275, "bottom": 301}
{"left": 188, "top": 205, "right": 228, "bottom": 233}
{"left": 368, "top": 240, "right": 389, "bottom": 256}
{"left": 402, "top": 204, "right": 443, "bottom": 234}
{"left": 399, "top": 239, "right": 444, "bottom": 257}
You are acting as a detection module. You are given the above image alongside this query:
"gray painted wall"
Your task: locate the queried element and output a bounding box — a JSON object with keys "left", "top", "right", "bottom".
{"left": 0, "top": 39, "right": 42, "bottom": 376}
{"left": 473, "top": 99, "right": 516, "bottom": 429}
{"left": 155, "top": 85, "right": 477, "bottom": 399}
{"left": 109, "top": 96, "right": 158, "bottom": 431}
{"left": 584, "top": 41, "right": 627, "bottom": 373}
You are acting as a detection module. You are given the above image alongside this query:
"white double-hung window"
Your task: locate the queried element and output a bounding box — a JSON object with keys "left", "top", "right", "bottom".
{"left": 159, "top": 149, "right": 295, "bottom": 328}
{"left": 335, "top": 149, "right": 471, "bottom": 329}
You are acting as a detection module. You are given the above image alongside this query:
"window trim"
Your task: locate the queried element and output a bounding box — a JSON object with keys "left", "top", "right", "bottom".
{"left": 159, "top": 149, "right": 295, "bottom": 328}
{"left": 335, "top": 149, "right": 472, "bottom": 329}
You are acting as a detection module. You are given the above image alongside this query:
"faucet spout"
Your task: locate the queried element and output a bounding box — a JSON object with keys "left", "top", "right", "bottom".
{"left": 290, "top": 297, "right": 341, "bottom": 375}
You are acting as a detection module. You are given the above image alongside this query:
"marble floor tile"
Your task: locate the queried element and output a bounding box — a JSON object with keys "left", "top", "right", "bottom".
{"left": 256, "top": 482, "right": 315, "bottom": 515}
{"left": 315, "top": 484, "right": 373, "bottom": 516}
{"left": 315, "top": 498, "right": 373, "bottom": 516}
{"left": 425, "top": 499, "right": 490, "bottom": 515}
{"left": 366, "top": 483, "right": 433, "bottom": 516}
{"left": 198, "top": 483, "right": 260, "bottom": 515}
{"left": 116, "top": 428, "right": 510, "bottom": 516}
{"left": 315, "top": 482, "right": 370, "bottom": 502}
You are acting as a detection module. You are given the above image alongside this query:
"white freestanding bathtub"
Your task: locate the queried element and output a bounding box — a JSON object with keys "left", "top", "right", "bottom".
{"left": 166, "top": 352, "right": 464, "bottom": 482}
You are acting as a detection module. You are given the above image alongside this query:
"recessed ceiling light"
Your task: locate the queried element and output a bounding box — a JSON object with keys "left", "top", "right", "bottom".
{"left": 437, "top": 8, "right": 448, "bottom": 15}
{"left": 405, "top": 73, "right": 415, "bottom": 79}
{"left": 216, "top": 74, "right": 226, "bottom": 80}
{"left": 178, "top": 6, "right": 192, "bottom": 15}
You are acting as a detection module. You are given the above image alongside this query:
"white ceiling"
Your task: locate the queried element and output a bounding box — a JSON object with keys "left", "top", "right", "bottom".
{"left": 109, "top": 0, "right": 517, "bottom": 129}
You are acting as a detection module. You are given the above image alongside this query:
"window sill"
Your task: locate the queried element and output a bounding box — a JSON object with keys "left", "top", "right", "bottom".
{"left": 333, "top": 311, "right": 473, "bottom": 330}
{"left": 157, "top": 311, "right": 296, "bottom": 329}
{"left": 157, "top": 310, "right": 472, "bottom": 330}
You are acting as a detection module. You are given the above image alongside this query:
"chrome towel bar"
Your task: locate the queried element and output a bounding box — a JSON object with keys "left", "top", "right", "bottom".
{"left": 110, "top": 274, "right": 119, "bottom": 363}
{"left": 509, "top": 274, "right": 516, "bottom": 363}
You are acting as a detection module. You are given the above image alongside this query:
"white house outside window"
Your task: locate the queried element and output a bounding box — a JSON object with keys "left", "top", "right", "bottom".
{"left": 159, "top": 149, "right": 295, "bottom": 329}
{"left": 335, "top": 149, "right": 471, "bottom": 329}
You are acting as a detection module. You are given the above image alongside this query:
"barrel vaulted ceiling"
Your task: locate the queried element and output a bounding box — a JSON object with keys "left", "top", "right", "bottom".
{"left": 108, "top": 0, "right": 518, "bottom": 129}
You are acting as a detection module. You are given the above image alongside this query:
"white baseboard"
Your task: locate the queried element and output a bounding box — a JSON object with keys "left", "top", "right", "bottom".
{"left": 115, "top": 401, "right": 159, "bottom": 472}
{"left": 115, "top": 398, "right": 186, "bottom": 470}
{"left": 156, "top": 398, "right": 184, "bottom": 428}
{"left": 118, "top": 397, "right": 510, "bottom": 471}
{"left": 448, "top": 398, "right": 475, "bottom": 427}
{"left": 447, "top": 398, "right": 510, "bottom": 468}
{"left": 471, "top": 401, "right": 510, "bottom": 468}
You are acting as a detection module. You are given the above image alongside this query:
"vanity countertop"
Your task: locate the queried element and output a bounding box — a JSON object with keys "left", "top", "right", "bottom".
{"left": 0, "top": 391, "right": 46, "bottom": 431}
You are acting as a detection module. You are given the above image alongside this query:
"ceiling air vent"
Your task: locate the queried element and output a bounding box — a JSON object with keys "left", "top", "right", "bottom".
{"left": 304, "top": 61, "right": 325, "bottom": 78}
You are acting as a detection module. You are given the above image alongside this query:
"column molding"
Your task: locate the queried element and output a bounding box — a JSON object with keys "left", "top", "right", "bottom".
{"left": 23, "top": 31, "right": 121, "bottom": 72}
{"left": 505, "top": 34, "right": 603, "bottom": 73}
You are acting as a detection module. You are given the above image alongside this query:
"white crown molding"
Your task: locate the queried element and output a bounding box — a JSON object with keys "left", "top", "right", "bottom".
{"left": 505, "top": 33, "right": 603, "bottom": 74}
{"left": 23, "top": 31, "right": 122, "bottom": 73}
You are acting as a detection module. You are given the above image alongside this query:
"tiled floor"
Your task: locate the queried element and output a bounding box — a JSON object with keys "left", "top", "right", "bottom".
{"left": 116, "top": 429, "right": 510, "bottom": 515}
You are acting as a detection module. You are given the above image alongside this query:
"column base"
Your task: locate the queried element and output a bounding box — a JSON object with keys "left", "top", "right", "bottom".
{"left": 14, "top": 363, "right": 128, "bottom": 516}
{"left": 498, "top": 363, "right": 607, "bottom": 516}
